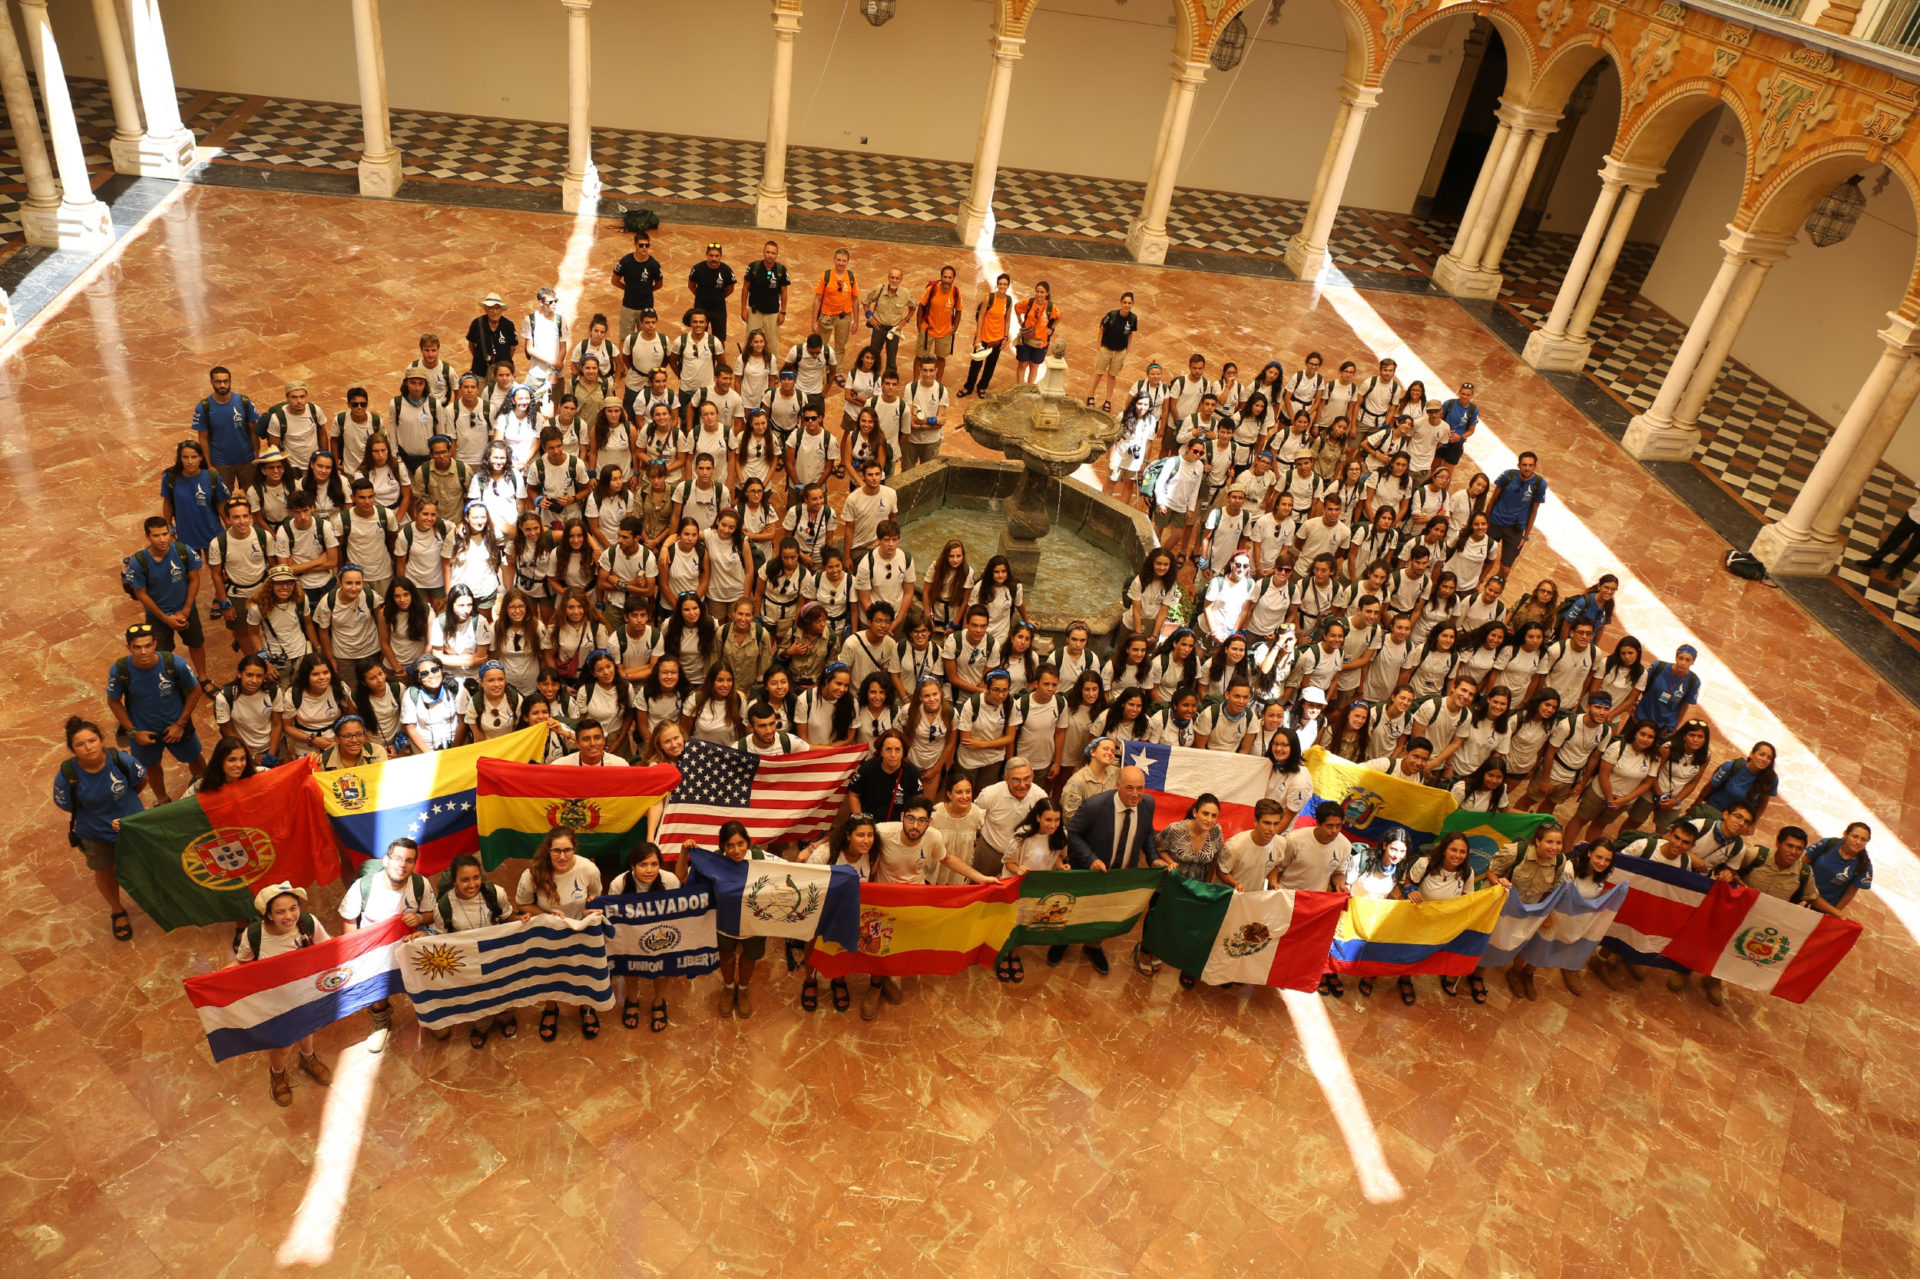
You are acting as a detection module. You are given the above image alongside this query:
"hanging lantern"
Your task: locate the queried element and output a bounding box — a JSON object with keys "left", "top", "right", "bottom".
{"left": 859, "top": 0, "right": 896, "bottom": 26}
{"left": 1211, "top": 13, "right": 1250, "bottom": 70}
{"left": 1805, "top": 174, "right": 1867, "bottom": 247}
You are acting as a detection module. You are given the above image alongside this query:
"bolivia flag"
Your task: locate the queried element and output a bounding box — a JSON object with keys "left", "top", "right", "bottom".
{"left": 811, "top": 879, "right": 1021, "bottom": 978}
{"left": 1001, "top": 867, "right": 1165, "bottom": 951}
{"left": 184, "top": 915, "right": 408, "bottom": 1061}
{"left": 1302, "top": 747, "right": 1458, "bottom": 846}
{"left": 115, "top": 756, "right": 337, "bottom": 931}
{"left": 476, "top": 757, "right": 681, "bottom": 870}
{"left": 1141, "top": 876, "right": 1347, "bottom": 989}
{"left": 1438, "top": 808, "right": 1558, "bottom": 874}
{"left": 1327, "top": 886, "right": 1506, "bottom": 976}
{"left": 1114, "top": 741, "right": 1271, "bottom": 837}
{"left": 316, "top": 723, "right": 549, "bottom": 875}
{"left": 1660, "top": 881, "right": 1862, "bottom": 1003}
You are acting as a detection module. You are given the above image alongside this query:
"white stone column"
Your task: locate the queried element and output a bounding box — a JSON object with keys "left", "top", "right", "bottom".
{"left": 88, "top": 0, "right": 145, "bottom": 172}
{"left": 1476, "top": 124, "right": 1551, "bottom": 270}
{"left": 1813, "top": 351, "right": 1920, "bottom": 540}
{"left": 1752, "top": 316, "right": 1920, "bottom": 576}
{"left": 0, "top": 0, "right": 63, "bottom": 246}
{"left": 955, "top": 34, "right": 1025, "bottom": 246}
{"left": 1622, "top": 228, "right": 1786, "bottom": 461}
{"left": 560, "top": 0, "right": 598, "bottom": 212}
{"left": 1670, "top": 252, "right": 1783, "bottom": 431}
{"left": 1443, "top": 121, "right": 1512, "bottom": 260}
{"left": 756, "top": 2, "right": 802, "bottom": 229}
{"left": 350, "top": 0, "right": 403, "bottom": 197}
{"left": 1126, "top": 60, "right": 1208, "bottom": 265}
{"left": 17, "top": 0, "right": 112, "bottom": 249}
{"left": 1564, "top": 185, "right": 1650, "bottom": 328}
{"left": 1522, "top": 158, "right": 1661, "bottom": 370}
{"left": 122, "top": 0, "right": 197, "bottom": 176}
{"left": 1283, "top": 81, "right": 1381, "bottom": 280}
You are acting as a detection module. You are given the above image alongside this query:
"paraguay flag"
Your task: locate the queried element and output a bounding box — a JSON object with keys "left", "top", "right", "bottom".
{"left": 1118, "top": 740, "right": 1271, "bottom": 837}
{"left": 1602, "top": 853, "right": 1711, "bottom": 973}
{"left": 182, "top": 915, "right": 408, "bottom": 1062}
{"left": 688, "top": 848, "right": 862, "bottom": 948}
{"left": 316, "top": 723, "right": 550, "bottom": 875}
{"left": 1660, "top": 881, "right": 1862, "bottom": 1003}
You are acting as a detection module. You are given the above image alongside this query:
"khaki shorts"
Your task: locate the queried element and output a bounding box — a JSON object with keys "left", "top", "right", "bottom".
{"left": 1093, "top": 347, "right": 1127, "bottom": 376}
{"left": 745, "top": 309, "right": 782, "bottom": 352}
{"left": 79, "top": 838, "right": 117, "bottom": 873}
{"left": 718, "top": 933, "right": 767, "bottom": 960}
{"left": 818, "top": 313, "right": 853, "bottom": 357}
{"left": 916, "top": 330, "right": 955, "bottom": 358}
{"left": 1574, "top": 785, "right": 1627, "bottom": 825}
{"left": 1532, "top": 775, "right": 1577, "bottom": 806}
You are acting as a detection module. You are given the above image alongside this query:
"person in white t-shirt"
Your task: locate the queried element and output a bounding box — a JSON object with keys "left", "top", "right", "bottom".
{"left": 231, "top": 883, "right": 335, "bottom": 1104}
{"left": 1215, "top": 798, "right": 1288, "bottom": 891}
{"left": 841, "top": 461, "right": 900, "bottom": 560}
{"left": 904, "top": 357, "right": 951, "bottom": 468}
{"left": 513, "top": 828, "right": 607, "bottom": 1040}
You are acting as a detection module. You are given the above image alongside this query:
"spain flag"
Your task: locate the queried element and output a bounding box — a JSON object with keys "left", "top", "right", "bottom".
{"left": 475, "top": 756, "right": 681, "bottom": 870}
{"left": 811, "top": 879, "right": 1022, "bottom": 978}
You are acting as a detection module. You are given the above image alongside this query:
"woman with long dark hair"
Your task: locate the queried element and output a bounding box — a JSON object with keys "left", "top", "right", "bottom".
{"left": 513, "top": 827, "right": 606, "bottom": 1040}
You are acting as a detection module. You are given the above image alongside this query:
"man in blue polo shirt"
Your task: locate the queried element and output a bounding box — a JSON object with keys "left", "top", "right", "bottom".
{"left": 1436, "top": 381, "right": 1479, "bottom": 467}
{"left": 1640, "top": 644, "right": 1702, "bottom": 734}
{"left": 190, "top": 365, "right": 262, "bottom": 489}
{"left": 1486, "top": 450, "right": 1549, "bottom": 575}
{"left": 123, "top": 517, "right": 208, "bottom": 676}
{"left": 1805, "top": 821, "right": 1873, "bottom": 915}
{"left": 105, "top": 624, "right": 206, "bottom": 804}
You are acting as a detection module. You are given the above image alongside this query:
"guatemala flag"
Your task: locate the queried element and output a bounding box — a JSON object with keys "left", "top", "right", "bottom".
{"left": 183, "top": 915, "right": 408, "bottom": 1062}
{"left": 689, "top": 849, "right": 862, "bottom": 948}
{"left": 1120, "top": 740, "right": 1272, "bottom": 837}
{"left": 400, "top": 916, "right": 616, "bottom": 1027}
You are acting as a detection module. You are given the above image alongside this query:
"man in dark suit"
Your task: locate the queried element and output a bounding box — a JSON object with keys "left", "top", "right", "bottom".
{"left": 1061, "top": 766, "right": 1158, "bottom": 974}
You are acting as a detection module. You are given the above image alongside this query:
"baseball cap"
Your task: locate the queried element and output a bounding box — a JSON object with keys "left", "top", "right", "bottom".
{"left": 1300, "top": 686, "right": 1327, "bottom": 705}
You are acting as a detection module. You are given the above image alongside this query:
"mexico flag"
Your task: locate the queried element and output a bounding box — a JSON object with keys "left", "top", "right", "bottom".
{"left": 1660, "top": 881, "right": 1862, "bottom": 1003}
{"left": 476, "top": 757, "right": 681, "bottom": 870}
{"left": 115, "top": 756, "right": 338, "bottom": 931}
{"left": 812, "top": 879, "right": 1021, "bottom": 978}
{"left": 1141, "top": 875, "right": 1347, "bottom": 989}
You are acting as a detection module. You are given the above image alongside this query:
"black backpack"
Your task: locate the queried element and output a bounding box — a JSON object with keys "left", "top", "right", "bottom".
{"left": 235, "top": 911, "right": 317, "bottom": 959}
{"left": 1724, "top": 549, "right": 1768, "bottom": 582}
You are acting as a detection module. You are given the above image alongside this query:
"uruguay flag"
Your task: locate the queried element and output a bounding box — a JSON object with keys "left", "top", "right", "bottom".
{"left": 400, "top": 916, "right": 616, "bottom": 1026}
{"left": 183, "top": 915, "right": 408, "bottom": 1062}
{"left": 1120, "top": 740, "right": 1272, "bottom": 837}
{"left": 688, "top": 849, "right": 861, "bottom": 948}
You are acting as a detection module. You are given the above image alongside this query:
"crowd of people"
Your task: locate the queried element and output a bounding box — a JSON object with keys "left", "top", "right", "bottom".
{"left": 53, "top": 231, "right": 1880, "bottom": 1102}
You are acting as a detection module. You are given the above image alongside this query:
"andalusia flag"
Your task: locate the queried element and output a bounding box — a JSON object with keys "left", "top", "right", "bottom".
{"left": 812, "top": 879, "right": 1020, "bottom": 977}
{"left": 1001, "top": 868, "right": 1165, "bottom": 951}
{"left": 475, "top": 757, "right": 682, "bottom": 869}
{"left": 1141, "top": 876, "right": 1347, "bottom": 989}
{"left": 115, "top": 757, "right": 337, "bottom": 931}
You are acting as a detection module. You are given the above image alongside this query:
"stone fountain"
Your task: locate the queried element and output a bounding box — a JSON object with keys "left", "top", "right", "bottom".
{"left": 962, "top": 342, "right": 1125, "bottom": 584}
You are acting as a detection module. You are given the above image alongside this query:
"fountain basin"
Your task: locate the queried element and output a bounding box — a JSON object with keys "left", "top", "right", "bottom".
{"left": 890, "top": 458, "right": 1153, "bottom": 648}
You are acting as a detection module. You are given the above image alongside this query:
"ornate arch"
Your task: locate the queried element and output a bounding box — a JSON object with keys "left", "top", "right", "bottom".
{"left": 1743, "top": 140, "right": 1920, "bottom": 307}
{"left": 1390, "top": 3, "right": 1536, "bottom": 100}
{"left": 1171, "top": 0, "right": 1266, "bottom": 63}
{"left": 993, "top": 0, "right": 1043, "bottom": 39}
{"left": 1616, "top": 76, "right": 1753, "bottom": 177}
{"left": 1528, "top": 32, "right": 1628, "bottom": 118}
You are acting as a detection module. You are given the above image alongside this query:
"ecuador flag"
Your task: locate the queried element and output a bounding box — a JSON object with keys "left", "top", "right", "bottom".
{"left": 1438, "top": 809, "right": 1557, "bottom": 875}
{"left": 476, "top": 757, "right": 681, "bottom": 871}
{"left": 1302, "top": 747, "right": 1457, "bottom": 846}
{"left": 811, "top": 878, "right": 1021, "bottom": 978}
{"left": 316, "top": 723, "right": 549, "bottom": 875}
{"left": 115, "top": 756, "right": 337, "bottom": 931}
{"left": 1327, "top": 886, "right": 1507, "bottom": 976}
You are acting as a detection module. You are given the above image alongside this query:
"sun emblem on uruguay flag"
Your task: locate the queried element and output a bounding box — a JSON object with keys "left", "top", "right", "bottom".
{"left": 182, "top": 827, "right": 277, "bottom": 891}
{"left": 411, "top": 943, "right": 467, "bottom": 980}
{"left": 1733, "top": 925, "right": 1792, "bottom": 967}
{"left": 856, "top": 907, "right": 894, "bottom": 956}
{"left": 546, "top": 798, "right": 603, "bottom": 831}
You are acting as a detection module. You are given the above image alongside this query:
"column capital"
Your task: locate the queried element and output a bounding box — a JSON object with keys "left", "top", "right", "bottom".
{"left": 989, "top": 34, "right": 1025, "bottom": 61}
{"left": 1496, "top": 102, "right": 1561, "bottom": 134}
{"left": 560, "top": 0, "right": 592, "bottom": 11}
{"left": 1339, "top": 80, "right": 1382, "bottom": 111}
{"left": 771, "top": 6, "right": 803, "bottom": 35}
{"left": 1717, "top": 226, "right": 1796, "bottom": 265}
{"left": 1169, "top": 59, "right": 1209, "bottom": 87}
{"left": 1598, "top": 155, "right": 1663, "bottom": 189}
{"left": 1878, "top": 312, "right": 1920, "bottom": 353}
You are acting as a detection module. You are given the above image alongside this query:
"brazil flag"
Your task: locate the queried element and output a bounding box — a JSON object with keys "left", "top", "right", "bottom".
{"left": 1438, "top": 809, "right": 1557, "bottom": 875}
{"left": 114, "top": 757, "right": 340, "bottom": 930}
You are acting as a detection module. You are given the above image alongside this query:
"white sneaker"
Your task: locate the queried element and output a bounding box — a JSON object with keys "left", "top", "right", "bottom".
{"left": 365, "top": 1025, "right": 391, "bottom": 1054}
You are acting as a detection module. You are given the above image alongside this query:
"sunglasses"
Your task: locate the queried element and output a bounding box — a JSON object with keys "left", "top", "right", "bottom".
{"left": 126, "top": 624, "right": 155, "bottom": 637}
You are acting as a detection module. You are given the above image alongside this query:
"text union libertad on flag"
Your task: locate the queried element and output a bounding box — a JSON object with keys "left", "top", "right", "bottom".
{"left": 655, "top": 739, "right": 866, "bottom": 849}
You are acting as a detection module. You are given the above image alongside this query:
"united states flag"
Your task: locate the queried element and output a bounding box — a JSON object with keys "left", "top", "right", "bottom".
{"left": 655, "top": 739, "right": 867, "bottom": 848}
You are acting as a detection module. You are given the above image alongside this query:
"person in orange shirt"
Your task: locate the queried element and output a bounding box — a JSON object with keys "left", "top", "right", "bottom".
{"left": 958, "top": 272, "right": 1013, "bottom": 400}
{"left": 812, "top": 248, "right": 859, "bottom": 389}
{"left": 915, "top": 264, "right": 964, "bottom": 383}
{"left": 1014, "top": 280, "right": 1060, "bottom": 386}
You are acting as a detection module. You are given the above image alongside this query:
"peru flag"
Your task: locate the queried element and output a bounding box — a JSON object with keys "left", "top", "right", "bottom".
{"left": 1660, "top": 881, "right": 1862, "bottom": 1003}
{"left": 1118, "top": 740, "right": 1271, "bottom": 838}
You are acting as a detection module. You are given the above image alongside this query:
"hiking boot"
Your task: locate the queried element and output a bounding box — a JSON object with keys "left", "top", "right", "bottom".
{"left": 268, "top": 1068, "right": 293, "bottom": 1107}
{"left": 861, "top": 984, "right": 882, "bottom": 1021}
{"left": 1561, "top": 969, "right": 1585, "bottom": 996}
{"left": 1666, "top": 971, "right": 1687, "bottom": 993}
{"left": 1703, "top": 977, "right": 1726, "bottom": 1007}
{"left": 734, "top": 985, "right": 754, "bottom": 1019}
{"left": 880, "top": 977, "right": 904, "bottom": 1005}
{"left": 1504, "top": 968, "right": 1523, "bottom": 998}
{"left": 298, "top": 1053, "right": 333, "bottom": 1086}
{"left": 1590, "top": 955, "right": 1620, "bottom": 990}
{"left": 718, "top": 983, "right": 736, "bottom": 1019}
{"left": 1520, "top": 970, "right": 1538, "bottom": 1001}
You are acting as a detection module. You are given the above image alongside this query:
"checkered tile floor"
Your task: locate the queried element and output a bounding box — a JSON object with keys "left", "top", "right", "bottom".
{"left": 5, "top": 77, "right": 1915, "bottom": 632}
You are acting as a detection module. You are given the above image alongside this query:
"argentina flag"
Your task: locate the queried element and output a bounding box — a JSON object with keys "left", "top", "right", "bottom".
{"left": 400, "top": 915, "right": 615, "bottom": 1026}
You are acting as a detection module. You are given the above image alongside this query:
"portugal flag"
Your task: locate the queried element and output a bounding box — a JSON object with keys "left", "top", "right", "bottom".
{"left": 475, "top": 757, "right": 681, "bottom": 871}
{"left": 811, "top": 879, "right": 1021, "bottom": 978}
{"left": 115, "top": 757, "right": 338, "bottom": 931}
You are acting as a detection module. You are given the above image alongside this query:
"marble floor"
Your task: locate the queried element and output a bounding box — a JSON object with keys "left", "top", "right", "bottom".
{"left": 3, "top": 186, "right": 1919, "bottom": 1278}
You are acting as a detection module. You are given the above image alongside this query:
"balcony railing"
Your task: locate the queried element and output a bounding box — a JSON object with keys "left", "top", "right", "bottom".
{"left": 1863, "top": 0, "right": 1920, "bottom": 54}
{"left": 1717, "top": 0, "right": 1811, "bottom": 17}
